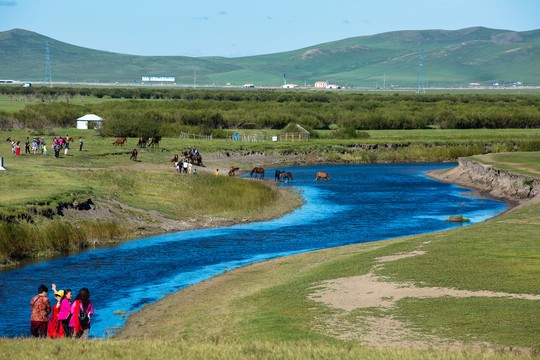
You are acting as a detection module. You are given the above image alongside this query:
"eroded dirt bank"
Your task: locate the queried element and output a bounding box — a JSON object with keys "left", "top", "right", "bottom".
{"left": 426, "top": 157, "right": 539, "bottom": 208}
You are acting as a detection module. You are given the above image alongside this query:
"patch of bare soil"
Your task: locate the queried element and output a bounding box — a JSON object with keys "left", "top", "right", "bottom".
{"left": 308, "top": 242, "right": 540, "bottom": 351}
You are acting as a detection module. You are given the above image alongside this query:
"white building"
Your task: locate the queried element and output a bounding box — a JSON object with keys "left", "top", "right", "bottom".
{"left": 315, "top": 81, "right": 327, "bottom": 88}
{"left": 326, "top": 84, "right": 341, "bottom": 89}
{"left": 76, "top": 114, "right": 104, "bottom": 129}
{"left": 282, "top": 84, "right": 298, "bottom": 89}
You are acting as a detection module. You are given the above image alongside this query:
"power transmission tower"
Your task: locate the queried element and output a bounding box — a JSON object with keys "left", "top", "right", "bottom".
{"left": 416, "top": 49, "right": 425, "bottom": 93}
{"left": 44, "top": 42, "right": 52, "bottom": 87}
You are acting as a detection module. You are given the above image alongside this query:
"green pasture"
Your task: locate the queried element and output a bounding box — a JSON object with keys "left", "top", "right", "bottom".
{"left": 470, "top": 152, "right": 540, "bottom": 177}
{"left": 0, "top": 128, "right": 302, "bottom": 262}
{"left": 1, "top": 128, "right": 539, "bottom": 357}
{"left": 0, "top": 94, "right": 113, "bottom": 113}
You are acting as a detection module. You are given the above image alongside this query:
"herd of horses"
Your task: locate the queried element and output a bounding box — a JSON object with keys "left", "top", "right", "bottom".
{"left": 112, "top": 136, "right": 162, "bottom": 148}
{"left": 246, "top": 168, "right": 329, "bottom": 182}
{"left": 114, "top": 137, "right": 330, "bottom": 182}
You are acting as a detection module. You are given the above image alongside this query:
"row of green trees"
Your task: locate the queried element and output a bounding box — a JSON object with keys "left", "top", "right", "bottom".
{"left": 1, "top": 87, "right": 539, "bottom": 137}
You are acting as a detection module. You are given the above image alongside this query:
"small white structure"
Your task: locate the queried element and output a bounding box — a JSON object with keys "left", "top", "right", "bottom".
{"left": 315, "top": 81, "right": 327, "bottom": 88}
{"left": 76, "top": 114, "right": 103, "bottom": 129}
{"left": 282, "top": 84, "right": 298, "bottom": 89}
{"left": 326, "top": 84, "right": 341, "bottom": 89}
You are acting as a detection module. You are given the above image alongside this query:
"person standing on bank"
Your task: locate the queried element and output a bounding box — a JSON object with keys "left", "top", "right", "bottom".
{"left": 71, "top": 288, "right": 93, "bottom": 339}
{"left": 30, "top": 284, "right": 51, "bottom": 337}
{"left": 48, "top": 284, "right": 65, "bottom": 338}
{"left": 57, "top": 288, "right": 73, "bottom": 337}
{"left": 25, "top": 137, "right": 30, "bottom": 154}
{"left": 79, "top": 137, "right": 83, "bottom": 151}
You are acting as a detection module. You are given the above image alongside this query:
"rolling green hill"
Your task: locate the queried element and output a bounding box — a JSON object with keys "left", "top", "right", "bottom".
{"left": 1, "top": 27, "right": 539, "bottom": 86}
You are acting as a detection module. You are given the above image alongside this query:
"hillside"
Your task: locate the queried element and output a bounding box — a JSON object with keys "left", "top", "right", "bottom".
{"left": 1, "top": 27, "right": 539, "bottom": 86}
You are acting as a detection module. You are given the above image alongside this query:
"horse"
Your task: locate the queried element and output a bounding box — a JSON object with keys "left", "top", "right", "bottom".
{"left": 281, "top": 171, "right": 294, "bottom": 183}
{"left": 316, "top": 172, "right": 330, "bottom": 181}
{"left": 171, "top": 154, "right": 179, "bottom": 163}
{"left": 250, "top": 167, "right": 265, "bottom": 179}
{"left": 130, "top": 149, "right": 138, "bottom": 160}
{"left": 113, "top": 137, "right": 127, "bottom": 146}
{"left": 148, "top": 136, "right": 161, "bottom": 148}
{"left": 274, "top": 170, "right": 282, "bottom": 181}
{"left": 137, "top": 137, "right": 148, "bottom": 148}
{"left": 184, "top": 152, "right": 202, "bottom": 166}
{"left": 228, "top": 166, "right": 239, "bottom": 177}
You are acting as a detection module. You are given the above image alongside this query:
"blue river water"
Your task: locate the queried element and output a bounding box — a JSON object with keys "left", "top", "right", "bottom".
{"left": 0, "top": 163, "right": 507, "bottom": 338}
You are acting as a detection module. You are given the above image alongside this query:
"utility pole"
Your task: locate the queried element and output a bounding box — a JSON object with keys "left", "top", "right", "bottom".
{"left": 44, "top": 42, "right": 52, "bottom": 87}
{"left": 416, "top": 49, "right": 425, "bottom": 93}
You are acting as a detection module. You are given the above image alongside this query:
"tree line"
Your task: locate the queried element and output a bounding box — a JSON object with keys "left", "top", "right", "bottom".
{"left": 1, "top": 86, "right": 539, "bottom": 137}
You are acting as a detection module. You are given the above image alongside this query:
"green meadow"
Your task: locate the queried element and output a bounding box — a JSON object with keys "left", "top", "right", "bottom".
{"left": 1, "top": 153, "right": 538, "bottom": 359}
{"left": 0, "top": 88, "right": 538, "bottom": 358}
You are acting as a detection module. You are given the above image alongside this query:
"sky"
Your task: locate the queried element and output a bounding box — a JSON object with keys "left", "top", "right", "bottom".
{"left": 1, "top": 0, "right": 539, "bottom": 58}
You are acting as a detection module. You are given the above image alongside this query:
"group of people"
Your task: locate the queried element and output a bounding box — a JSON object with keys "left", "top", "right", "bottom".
{"left": 30, "top": 283, "right": 94, "bottom": 339}
{"left": 174, "top": 146, "right": 200, "bottom": 174}
{"left": 174, "top": 158, "right": 195, "bottom": 174}
{"left": 8, "top": 136, "right": 84, "bottom": 157}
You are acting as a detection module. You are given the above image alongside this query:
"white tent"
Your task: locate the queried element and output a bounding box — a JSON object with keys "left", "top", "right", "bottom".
{"left": 76, "top": 114, "right": 103, "bottom": 129}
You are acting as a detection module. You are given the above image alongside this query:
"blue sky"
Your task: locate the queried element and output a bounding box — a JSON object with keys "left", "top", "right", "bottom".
{"left": 1, "top": 0, "right": 539, "bottom": 57}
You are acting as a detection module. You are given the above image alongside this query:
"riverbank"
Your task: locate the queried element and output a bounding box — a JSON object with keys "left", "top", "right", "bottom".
{"left": 117, "top": 154, "right": 539, "bottom": 355}
{"left": 426, "top": 154, "right": 540, "bottom": 208}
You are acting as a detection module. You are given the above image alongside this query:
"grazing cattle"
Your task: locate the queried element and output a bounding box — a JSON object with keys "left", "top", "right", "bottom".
{"left": 130, "top": 149, "right": 138, "bottom": 160}
{"left": 228, "top": 166, "right": 239, "bottom": 177}
{"left": 113, "top": 137, "right": 127, "bottom": 146}
{"left": 171, "top": 154, "right": 179, "bottom": 163}
{"left": 250, "top": 167, "right": 265, "bottom": 179}
{"left": 315, "top": 172, "right": 330, "bottom": 181}
{"left": 275, "top": 170, "right": 282, "bottom": 181}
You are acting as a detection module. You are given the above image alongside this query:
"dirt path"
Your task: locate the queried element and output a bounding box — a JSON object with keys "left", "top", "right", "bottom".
{"left": 308, "top": 241, "right": 540, "bottom": 350}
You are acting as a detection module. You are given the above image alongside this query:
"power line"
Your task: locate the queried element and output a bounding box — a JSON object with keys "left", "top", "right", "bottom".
{"left": 44, "top": 41, "right": 52, "bottom": 87}
{"left": 416, "top": 49, "right": 425, "bottom": 93}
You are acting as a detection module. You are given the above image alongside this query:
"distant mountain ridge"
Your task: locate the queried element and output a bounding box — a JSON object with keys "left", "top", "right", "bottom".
{"left": 1, "top": 27, "right": 539, "bottom": 86}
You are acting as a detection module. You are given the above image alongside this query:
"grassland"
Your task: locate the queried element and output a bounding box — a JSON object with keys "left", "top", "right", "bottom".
{"left": 1, "top": 124, "right": 539, "bottom": 358}
{"left": 111, "top": 153, "right": 539, "bottom": 357}
{"left": 1, "top": 125, "right": 539, "bottom": 264}
{"left": 0, "top": 128, "right": 303, "bottom": 263}
{"left": 1, "top": 155, "right": 537, "bottom": 358}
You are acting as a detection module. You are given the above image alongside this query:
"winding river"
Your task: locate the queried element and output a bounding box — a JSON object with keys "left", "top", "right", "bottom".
{"left": 0, "top": 163, "right": 507, "bottom": 338}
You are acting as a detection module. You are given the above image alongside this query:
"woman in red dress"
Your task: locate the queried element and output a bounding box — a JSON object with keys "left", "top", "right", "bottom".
{"left": 47, "top": 284, "right": 65, "bottom": 338}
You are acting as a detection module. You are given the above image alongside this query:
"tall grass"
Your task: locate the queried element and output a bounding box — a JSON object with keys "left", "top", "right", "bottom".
{"left": 0, "top": 219, "right": 124, "bottom": 263}
{"left": 0, "top": 338, "right": 530, "bottom": 360}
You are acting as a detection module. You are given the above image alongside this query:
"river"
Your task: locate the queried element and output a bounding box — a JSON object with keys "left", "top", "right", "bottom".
{"left": 0, "top": 163, "right": 507, "bottom": 338}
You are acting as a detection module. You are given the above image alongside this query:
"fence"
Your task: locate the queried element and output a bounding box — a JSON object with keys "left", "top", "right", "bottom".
{"left": 179, "top": 132, "right": 213, "bottom": 141}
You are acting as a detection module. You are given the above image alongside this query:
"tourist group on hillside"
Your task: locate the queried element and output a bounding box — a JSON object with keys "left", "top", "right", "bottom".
{"left": 30, "top": 284, "right": 94, "bottom": 339}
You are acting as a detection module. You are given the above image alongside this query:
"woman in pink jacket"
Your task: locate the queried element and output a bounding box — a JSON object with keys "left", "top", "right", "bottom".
{"left": 70, "top": 288, "right": 94, "bottom": 339}
{"left": 57, "top": 288, "right": 72, "bottom": 337}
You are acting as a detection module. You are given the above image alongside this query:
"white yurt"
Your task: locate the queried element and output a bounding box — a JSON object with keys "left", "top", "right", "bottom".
{"left": 76, "top": 114, "right": 103, "bottom": 129}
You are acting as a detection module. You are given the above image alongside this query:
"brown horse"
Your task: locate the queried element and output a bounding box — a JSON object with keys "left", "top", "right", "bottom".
{"left": 148, "top": 136, "right": 161, "bottom": 148}
{"left": 316, "top": 172, "right": 330, "bottom": 181}
{"left": 130, "top": 149, "right": 138, "bottom": 160}
{"left": 228, "top": 166, "right": 239, "bottom": 177}
{"left": 183, "top": 152, "right": 202, "bottom": 166}
{"left": 281, "top": 171, "right": 294, "bottom": 183}
{"left": 250, "top": 167, "right": 265, "bottom": 179}
{"left": 137, "top": 137, "right": 149, "bottom": 148}
{"left": 113, "top": 137, "right": 127, "bottom": 146}
{"left": 171, "top": 154, "right": 179, "bottom": 163}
